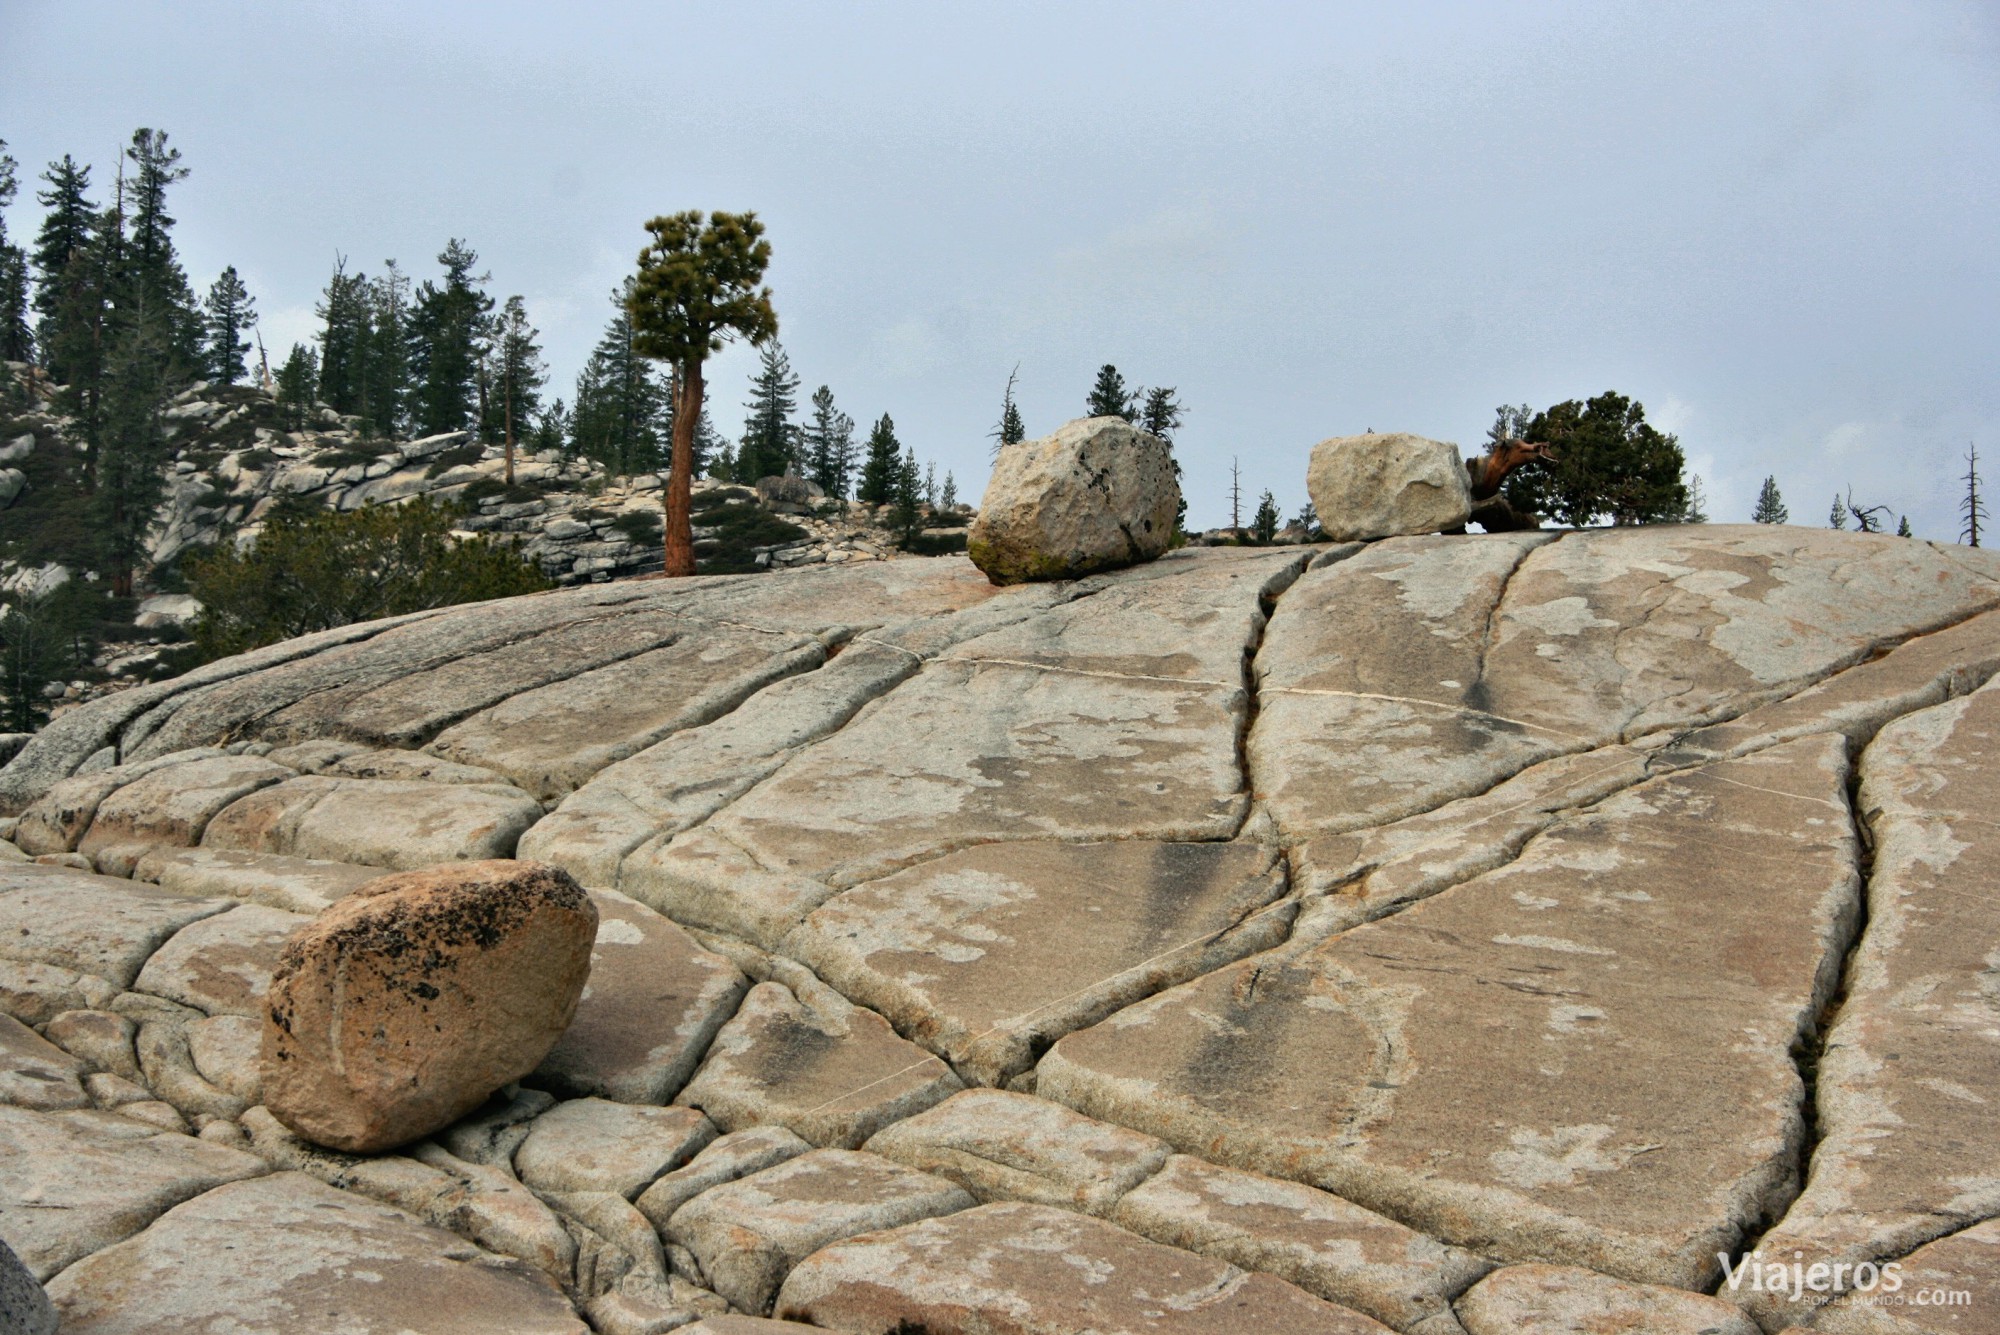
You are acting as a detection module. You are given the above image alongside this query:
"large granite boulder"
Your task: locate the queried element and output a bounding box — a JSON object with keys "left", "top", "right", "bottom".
{"left": 968, "top": 416, "right": 1180, "bottom": 584}
{"left": 261, "top": 860, "right": 597, "bottom": 1152}
{"left": 1306, "top": 431, "right": 1472, "bottom": 540}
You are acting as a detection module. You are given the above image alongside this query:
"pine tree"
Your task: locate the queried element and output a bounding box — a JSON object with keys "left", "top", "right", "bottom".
{"left": 941, "top": 471, "right": 958, "bottom": 509}
{"left": 200, "top": 266, "right": 256, "bottom": 386}
{"left": 991, "top": 364, "right": 1025, "bottom": 458}
{"left": 275, "top": 343, "right": 317, "bottom": 431}
{"left": 738, "top": 341, "right": 801, "bottom": 481}
{"left": 571, "top": 283, "right": 669, "bottom": 476}
{"left": 1486, "top": 404, "right": 1534, "bottom": 448}
{"left": 924, "top": 460, "right": 937, "bottom": 507}
{"left": 1139, "top": 385, "right": 1187, "bottom": 535}
{"left": 802, "top": 385, "right": 856, "bottom": 499}
{"left": 1086, "top": 364, "right": 1137, "bottom": 420}
{"left": 408, "top": 238, "right": 492, "bottom": 436}
{"left": 627, "top": 209, "right": 778, "bottom": 577}
{"left": 30, "top": 156, "right": 93, "bottom": 339}
{"left": 532, "top": 397, "right": 571, "bottom": 456}
{"left": 1294, "top": 498, "right": 1321, "bottom": 539}
{"left": 1897, "top": 515, "right": 1912, "bottom": 538}
{"left": 1251, "top": 489, "right": 1280, "bottom": 545}
{"left": 0, "top": 142, "right": 29, "bottom": 363}
{"left": 890, "top": 444, "right": 924, "bottom": 542}
{"left": 1829, "top": 494, "right": 1847, "bottom": 530}
{"left": 96, "top": 288, "right": 176, "bottom": 595}
{"left": 121, "top": 129, "right": 202, "bottom": 375}
{"left": 857, "top": 413, "right": 901, "bottom": 505}
{"left": 315, "top": 257, "right": 371, "bottom": 415}
{"left": 693, "top": 405, "right": 724, "bottom": 480}
{"left": 1680, "top": 475, "right": 1709, "bottom": 523}
{"left": 47, "top": 198, "right": 125, "bottom": 484}
{"left": 1751, "top": 475, "right": 1788, "bottom": 524}
{"left": 492, "top": 295, "right": 545, "bottom": 484}
{"left": 363, "top": 261, "right": 412, "bottom": 437}
{"left": 1961, "top": 445, "right": 1985, "bottom": 548}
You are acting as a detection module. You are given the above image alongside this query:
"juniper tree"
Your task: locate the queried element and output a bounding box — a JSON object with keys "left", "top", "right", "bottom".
{"left": 737, "top": 340, "right": 800, "bottom": 481}
{"left": 1751, "top": 475, "right": 1788, "bottom": 524}
{"left": 627, "top": 210, "right": 777, "bottom": 576}
{"left": 1086, "top": 364, "right": 1137, "bottom": 421}
{"left": 1500, "top": 393, "right": 1689, "bottom": 527}
{"left": 201, "top": 266, "right": 256, "bottom": 386}
{"left": 802, "top": 384, "right": 856, "bottom": 499}
{"left": 857, "top": 413, "right": 902, "bottom": 506}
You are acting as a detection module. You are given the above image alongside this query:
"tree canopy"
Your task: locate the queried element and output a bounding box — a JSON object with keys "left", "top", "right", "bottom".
{"left": 1500, "top": 392, "right": 1689, "bottom": 527}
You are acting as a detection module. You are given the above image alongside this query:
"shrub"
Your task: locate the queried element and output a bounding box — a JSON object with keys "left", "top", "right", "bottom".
{"left": 187, "top": 497, "right": 550, "bottom": 661}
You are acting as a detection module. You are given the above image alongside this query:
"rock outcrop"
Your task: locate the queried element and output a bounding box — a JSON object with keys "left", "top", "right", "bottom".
{"left": 1, "top": 528, "right": 1998, "bottom": 1332}
{"left": 969, "top": 416, "right": 1181, "bottom": 583}
{"left": 261, "top": 860, "right": 597, "bottom": 1152}
{"left": 1307, "top": 432, "right": 1473, "bottom": 540}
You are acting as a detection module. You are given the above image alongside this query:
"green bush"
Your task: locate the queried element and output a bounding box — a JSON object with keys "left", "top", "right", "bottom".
{"left": 690, "top": 495, "right": 807, "bottom": 575}
{"left": 187, "top": 497, "right": 551, "bottom": 661}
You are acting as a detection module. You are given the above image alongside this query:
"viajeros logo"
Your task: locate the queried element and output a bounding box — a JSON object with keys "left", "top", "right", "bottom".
{"left": 1719, "top": 1251, "right": 1903, "bottom": 1303}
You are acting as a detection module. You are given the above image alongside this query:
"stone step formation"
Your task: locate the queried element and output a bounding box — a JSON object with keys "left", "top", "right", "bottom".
{"left": 1, "top": 527, "right": 1999, "bottom": 1332}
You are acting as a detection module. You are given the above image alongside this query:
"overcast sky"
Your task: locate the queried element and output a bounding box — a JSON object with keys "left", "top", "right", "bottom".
{"left": 4, "top": 1, "right": 1996, "bottom": 533}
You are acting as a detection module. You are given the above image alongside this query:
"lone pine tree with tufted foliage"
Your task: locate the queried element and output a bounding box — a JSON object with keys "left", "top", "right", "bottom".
{"left": 628, "top": 210, "right": 777, "bottom": 576}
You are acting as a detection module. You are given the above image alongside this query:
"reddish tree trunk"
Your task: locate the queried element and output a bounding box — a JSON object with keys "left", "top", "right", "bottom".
{"left": 503, "top": 375, "right": 515, "bottom": 486}
{"left": 663, "top": 360, "right": 702, "bottom": 577}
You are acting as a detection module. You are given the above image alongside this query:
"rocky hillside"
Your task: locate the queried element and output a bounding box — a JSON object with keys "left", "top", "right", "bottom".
{"left": 1, "top": 528, "right": 1997, "bottom": 1331}
{"left": 1, "top": 369, "right": 972, "bottom": 703}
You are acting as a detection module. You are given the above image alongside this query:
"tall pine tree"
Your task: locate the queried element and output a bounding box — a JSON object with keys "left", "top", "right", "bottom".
{"left": 0, "top": 142, "right": 29, "bottom": 364}
{"left": 491, "top": 295, "right": 545, "bottom": 484}
{"left": 991, "top": 364, "right": 1025, "bottom": 458}
{"left": 857, "top": 413, "right": 901, "bottom": 505}
{"left": 571, "top": 281, "right": 669, "bottom": 476}
{"left": 201, "top": 266, "right": 256, "bottom": 386}
{"left": 362, "top": 261, "right": 412, "bottom": 437}
{"left": 408, "top": 239, "right": 492, "bottom": 436}
{"left": 121, "top": 129, "right": 203, "bottom": 375}
{"left": 315, "top": 257, "right": 371, "bottom": 415}
{"left": 737, "top": 340, "right": 801, "bottom": 481}
{"left": 802, "top": 384, "right": 855, "bottom": 499}
{"left": 30, "top": 156, "right": 94, "bottom": 343}
{"left": 96, "top": 288, "right": 177, "bottom": 594}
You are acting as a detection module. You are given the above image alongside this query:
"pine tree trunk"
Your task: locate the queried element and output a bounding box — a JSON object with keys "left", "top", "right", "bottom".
{"left": 663, "top": 360, "right": 701, "bottom": 577}
{"left": 504, "top": 373, "right": 515, "bottom": 486}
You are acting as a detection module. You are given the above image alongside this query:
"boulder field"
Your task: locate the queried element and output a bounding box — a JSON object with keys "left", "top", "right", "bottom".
{"left": 1, "top": 528, "right": 1999, "bottom": 1332}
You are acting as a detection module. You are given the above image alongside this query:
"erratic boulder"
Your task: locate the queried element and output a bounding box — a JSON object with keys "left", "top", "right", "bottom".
{"left": 261, "top": 859, "right": 597, "bottom": 1153}
{"left": 968, "top": 417, "right": 1180, "bottom": 584}
{"left": 1306, "top": 432, "right": 1471, "bottom": 540}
